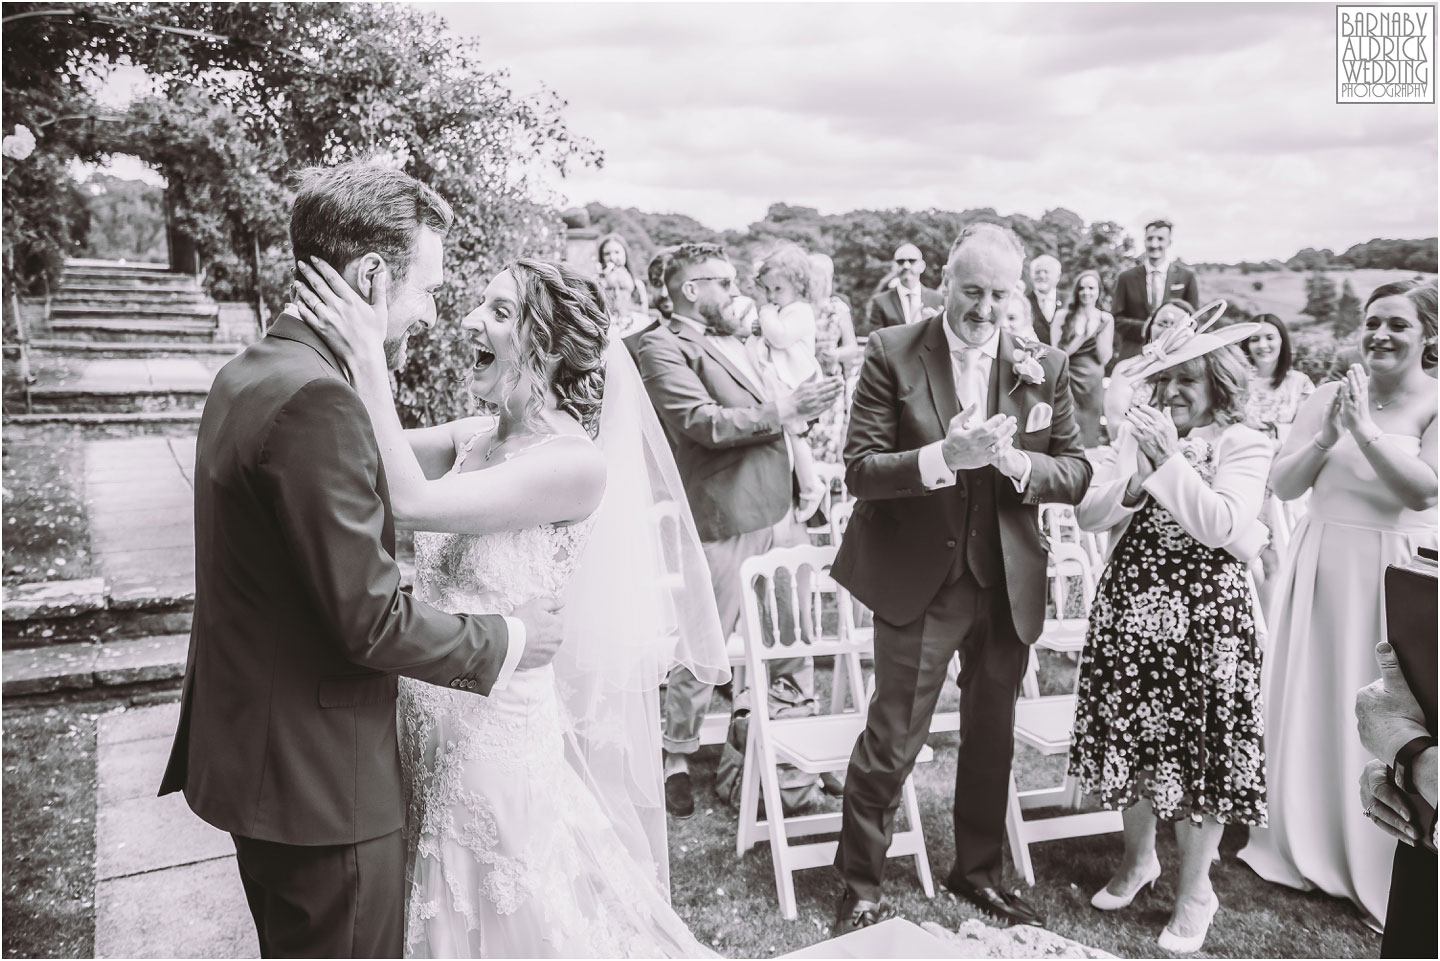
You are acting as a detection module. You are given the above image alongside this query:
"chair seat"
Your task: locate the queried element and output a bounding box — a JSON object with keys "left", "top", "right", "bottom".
{"left": 1036, "top": 621, "right": 1087, "bottom": 654}
{"left": 771, "top": 714, "right": 933, "bottom": 773}
{"left": 1013, "top": 695, "right": 1077, "bottom": 755}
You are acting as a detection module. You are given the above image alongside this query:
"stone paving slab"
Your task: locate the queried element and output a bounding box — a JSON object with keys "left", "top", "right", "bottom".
{"left": 1, "top": 641, "right": 99, "bottom": 695}
{"left": 38, "top": 357, "right": 222, "bottom": 392}
{"left": 92, "top": 520, "right": 195, "bottom": 553}
{"left": 96, "top": 855, "right": 257, "bottom": 959}
{"left": 108, "top": 568, "right": 195, "bottom": 609}
{"left": 95, "top": 633, "right": 188, "bottom": 686}
{"left": 96, "top": 790, "right": 234, "bottom": 881}
{"left": 99, "top": 701, "right": 181, "bottom": 746}
{"left": 98, "top": 734, "right": 173, "bottom": 805}
{"left": 1, "top": 576, "right": 107, "bottom": 621}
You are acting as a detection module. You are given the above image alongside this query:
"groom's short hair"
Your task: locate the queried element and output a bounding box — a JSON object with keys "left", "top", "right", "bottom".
{"left": 290, "top": 161, "right": 454, "bottom": 282}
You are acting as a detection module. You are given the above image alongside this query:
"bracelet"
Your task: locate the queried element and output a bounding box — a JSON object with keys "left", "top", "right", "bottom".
{"left": 1312, "top": 436, "right": 1335, "bottom": 452}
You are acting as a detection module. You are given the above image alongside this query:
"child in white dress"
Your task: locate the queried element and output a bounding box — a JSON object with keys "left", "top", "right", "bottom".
{"left": 752, "top": 245, "right": 827, "bottom": 522}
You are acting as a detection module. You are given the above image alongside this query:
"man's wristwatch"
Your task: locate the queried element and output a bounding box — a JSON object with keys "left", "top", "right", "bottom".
{"left": 1392, "top": 735, "right": 1437, "bottom": 793}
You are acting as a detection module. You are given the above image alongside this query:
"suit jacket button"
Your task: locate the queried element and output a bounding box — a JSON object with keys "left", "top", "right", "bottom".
{"left": 450, "top": 678, "right": 461, "bottom": 688}
{"left": 946, "top": 539, "right": 957, "bottom": 548}
{"left": 467, "top": 679, "right": 477, "bottom": 689}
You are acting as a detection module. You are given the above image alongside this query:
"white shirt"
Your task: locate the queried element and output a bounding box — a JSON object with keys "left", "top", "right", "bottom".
{"left": 1036, "top": 288, "right": 1059, "bottom": 326}
{"left": 915, "top": 320, "right": 1033, "bottom": 493}
{"left": 890, "top": 278, "right": 924, "bottom": 324}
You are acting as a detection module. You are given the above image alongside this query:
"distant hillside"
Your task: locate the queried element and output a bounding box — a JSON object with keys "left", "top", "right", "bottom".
{"left": 1197, "top": 238, "right": 1437, "bottom": 274}
{"left": 1197, "top": 266, "right": 1436, "bottom": 329}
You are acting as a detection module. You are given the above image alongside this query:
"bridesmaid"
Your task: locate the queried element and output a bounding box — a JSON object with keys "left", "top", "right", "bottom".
{"left": 1052, "top": 270, "right": 1114, "bottom": 446}
{"left": 1239, "top": 280, "right": 1438, "bottom": 926}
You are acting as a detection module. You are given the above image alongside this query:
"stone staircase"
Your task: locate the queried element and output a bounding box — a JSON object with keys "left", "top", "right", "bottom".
{"left": 6, "top": 259, "right": 247, "bottom": 426}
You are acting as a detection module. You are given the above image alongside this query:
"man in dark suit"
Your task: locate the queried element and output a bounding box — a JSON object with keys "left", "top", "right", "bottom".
{"left": 867, "top": 242, "right": 944, "bottom": 331}
{"left": 1025, "top": 252, "right": 1062, "bottom": 345}
{"left": 831, "top": 223, "right": 1092, "bottom": 931}
{"left": 159, "top": 162, "right": 564, "bottom": 958}
{"left": 1109, "top": 217, "right": 1200, "bottom": 367}
{"left": 635, "top": 242, "right": 843, "bottom": 817}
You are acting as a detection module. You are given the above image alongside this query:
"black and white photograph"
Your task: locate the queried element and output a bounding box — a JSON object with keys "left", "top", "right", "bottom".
{"left": 2, "top": 1, "right": 1436, "bottom": 958}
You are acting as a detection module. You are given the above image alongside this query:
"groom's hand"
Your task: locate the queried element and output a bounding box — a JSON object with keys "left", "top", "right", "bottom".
{"left": 512, "top": 597, "right": 564, "bottom": 670}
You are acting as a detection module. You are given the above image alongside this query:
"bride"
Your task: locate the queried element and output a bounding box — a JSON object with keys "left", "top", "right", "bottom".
{"left": 294, "top": 256, "right": 728, "bottom": 958}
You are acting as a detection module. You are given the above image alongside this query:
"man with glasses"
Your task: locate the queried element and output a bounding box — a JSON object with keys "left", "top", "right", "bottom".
{"left": 635, "top": 242, "right": 844, "bottom": 818}
{"left": 867, "top": 242, "right": 943, "bottom": 331}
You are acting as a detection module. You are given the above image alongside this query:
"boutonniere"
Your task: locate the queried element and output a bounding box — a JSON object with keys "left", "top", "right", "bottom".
{"left": 1008, "top": 339, "right": 1047, "bottom": 393}
{"left": 1180, "top": 437, "right": 1213, "bottom": 468}
{"left": 919, "top": 305, "right": 943, "bottom": 322}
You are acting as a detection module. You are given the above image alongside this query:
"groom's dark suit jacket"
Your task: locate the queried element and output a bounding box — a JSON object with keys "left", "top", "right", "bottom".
{"left": 831, "top": 317, "right": 1092, "bottom": 641}
{"left": 160, "top": 313, "right": 511, "bottom": 846}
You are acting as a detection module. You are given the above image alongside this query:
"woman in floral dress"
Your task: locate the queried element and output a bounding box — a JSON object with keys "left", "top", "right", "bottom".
{"left": 1072, "top": 317, "right": 1273, "bottom": 954}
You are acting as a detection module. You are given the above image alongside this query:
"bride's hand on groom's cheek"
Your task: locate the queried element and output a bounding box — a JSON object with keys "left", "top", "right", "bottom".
{"left": 294, "top": 257, "right": 389, "bottom": 370}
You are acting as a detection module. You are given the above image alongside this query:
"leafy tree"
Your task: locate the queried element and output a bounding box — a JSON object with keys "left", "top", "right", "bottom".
{"left": 78, "top": 173, "right": 168, "bottom": 261}
{"left": 1334, "top": 278, "right": 1363, "bottom": 338}
{"left": 1301, "top": 270, "right": 1339, "bottom": 326}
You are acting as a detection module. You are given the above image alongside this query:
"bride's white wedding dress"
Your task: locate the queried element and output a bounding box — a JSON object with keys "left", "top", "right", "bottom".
{"left": 398, "top": 434, "right": 712, "bottom": 959}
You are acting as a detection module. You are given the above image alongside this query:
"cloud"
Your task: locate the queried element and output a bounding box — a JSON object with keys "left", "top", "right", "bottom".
{"left": 418, "top": 1, "right": 1437, "bottom": 261}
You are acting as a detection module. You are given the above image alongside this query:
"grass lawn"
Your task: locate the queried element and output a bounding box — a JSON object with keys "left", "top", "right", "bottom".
{"left": 1196, "top": 267, "right": 1436, "bottom": 329}
{"left": 1, "top": 705, "right": 100, "bottom": 959}
{"left": 1, "top": 424, "right": 96, "bottom": 586}
{"left": 667, "top": 652, "right": 1382, "bottom": 959}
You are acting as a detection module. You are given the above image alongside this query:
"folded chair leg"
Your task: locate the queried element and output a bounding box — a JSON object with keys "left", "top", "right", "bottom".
{"left": 1005, "top": 773, "right": 1035, "bottom": 886}
{"left": 737, "top": 727, "right": 762, "bottom": 857}
{"left": 758, "top": 749, "right": 798, "bottom": 919}
{"left": 900, "top": 775, "right": 935, "bottom": 898}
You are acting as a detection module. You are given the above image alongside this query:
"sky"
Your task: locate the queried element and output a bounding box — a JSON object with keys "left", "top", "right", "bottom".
{"left": 414, "top": 0, "right": 1438, "bottom": 263}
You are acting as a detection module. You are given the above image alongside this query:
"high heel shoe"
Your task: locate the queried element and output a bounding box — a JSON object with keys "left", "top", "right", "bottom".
{"left": 1089, "top": 857, "right": 1162, "bottom": 910}
{"left": 1157, "top": 892, "right": 1220, "bottom": 953}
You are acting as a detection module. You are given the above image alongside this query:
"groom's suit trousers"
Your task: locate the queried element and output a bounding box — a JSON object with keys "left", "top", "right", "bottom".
{"left": 232, "top": 829, "right": 405, "bottom": 958}
{"left": 834, "top": 568, "right": 1028, "bottom": 902}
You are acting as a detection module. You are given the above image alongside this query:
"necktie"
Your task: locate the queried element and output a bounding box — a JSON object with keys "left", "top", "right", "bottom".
{"left": 1149, "top": 269, "right": 1163, "bottom": 311}
{"left": 955, "top": 347, "right": 983, "bottom": 416}
{"left": 902, "top": 288, "right": 916, "bottom": 323}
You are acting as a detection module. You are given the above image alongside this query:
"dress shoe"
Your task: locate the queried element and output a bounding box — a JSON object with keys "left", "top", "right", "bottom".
{"left": 1157, "top": 892, "right": 1219, "bottom": 954}
{"left": 946, "top": 879, "right": 1045, "bottom": 926}
{"left": 819, "top": 772, "right": 845, "bottom": 798}
{"left": 665, "top": 771, "right": 694, "bottom": 819}
{"left": 1090, "top": 855, "right": 1162, "bottom": 911}
{"left": 833, "top": 892, "right": 897, "bottom": 935}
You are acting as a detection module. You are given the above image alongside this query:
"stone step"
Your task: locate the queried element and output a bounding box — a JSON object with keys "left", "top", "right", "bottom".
{"left": 53, "top": 304, "right": 219, "bottom": 323}
{"left": 24, "top": 385, "right": 210, "bottom": 414}
{"left": 3, "top": 410, "right": 205, "bottom": 427}
{"left": 54, "top": 295, "right": 213, "bottom": 312}
{"left": 61, "top": 269, "right": 199, "bottom": 287}
{"left": 1, "top": 633, "right": 188, "bottom": 700}
{"left": 66, "top": 258, "right": 173, "bottom": 272}
{"left": 24, "top": 339, "right": 245, "bottom": 359}
{"left": 4, "top": 573, "right": 195, "bottom": 648}
{"left": 49, "top": 320, "right": 219, "bottom": 343}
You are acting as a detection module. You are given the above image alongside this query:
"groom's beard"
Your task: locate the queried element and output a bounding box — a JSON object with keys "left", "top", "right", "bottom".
{"left": 384, "top": 337, "right": 407, "bottom": 371}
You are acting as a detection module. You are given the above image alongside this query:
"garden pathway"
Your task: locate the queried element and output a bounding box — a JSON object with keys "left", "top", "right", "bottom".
{"left": 93, "top": 702, "right": 256, "bottom": 958}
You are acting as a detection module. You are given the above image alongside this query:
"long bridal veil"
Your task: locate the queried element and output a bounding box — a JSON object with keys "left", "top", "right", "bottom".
{"left": 553, "top": 338, "right": 730, "bottom": 894}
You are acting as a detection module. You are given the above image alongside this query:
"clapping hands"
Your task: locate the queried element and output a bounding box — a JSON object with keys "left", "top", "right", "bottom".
{"left": 941, "top": 408, "right": 1018, "bottom": 472}
{"left": 1338, "top": 365, "right": 1379, "bottom": 440}
{"left": 1127, "top": 404, "right": 1179, "bottom": 467}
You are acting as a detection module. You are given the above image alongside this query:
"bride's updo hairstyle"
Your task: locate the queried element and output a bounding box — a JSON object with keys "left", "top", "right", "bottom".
{"left": 501, "top": 259, "right": 610, "bottom": 436}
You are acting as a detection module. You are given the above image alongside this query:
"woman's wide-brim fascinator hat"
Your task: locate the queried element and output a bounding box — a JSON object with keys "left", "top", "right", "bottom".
{"left": 1128, "top": 300, "right": 1260, "bottom": 381}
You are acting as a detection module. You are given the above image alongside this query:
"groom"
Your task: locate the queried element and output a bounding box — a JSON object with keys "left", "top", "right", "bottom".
{"left": 831, "top": 222, "right": 1091, "bottom": 931}
{"left": 159, "top": 161, "right": 565, "bottom": 958}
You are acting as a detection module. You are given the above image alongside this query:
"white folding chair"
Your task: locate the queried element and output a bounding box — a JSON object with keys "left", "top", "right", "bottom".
{"left": 807, "top": 462, "right": 850, "bottom": 546}
{"left": 733, "top": 544, "right": 934, "bottom": 919}
{"left": 1040, "top": 502, "right": 1104, "bottom": 570}
{"left": 1006, "top": 540, "right": 1120, "bottom": 884}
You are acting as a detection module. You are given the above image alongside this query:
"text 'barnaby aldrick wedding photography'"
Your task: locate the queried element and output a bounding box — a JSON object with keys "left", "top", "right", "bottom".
{"left": 1337, "top": 5, "right": 1435, "bottom": 103}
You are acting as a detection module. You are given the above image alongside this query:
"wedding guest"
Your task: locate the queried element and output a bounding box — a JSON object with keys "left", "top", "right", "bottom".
{"left": 832, "top": 222, "right": 1091, "bottom": 932}
{"left": 753, "top": 244, "right": 827, "bottom": 522}
{"left": 1242, "top": 314, "right": 1315, "bottom": 442}
{"left": 1356, "top": 640, "right": 1437, "bottom": 958}
{"left": 622, "top": 247, "right": 674, "bottom": 362}
{"left": 1003, "top": 279, "right": 1034, "bottom": 340}
{"left": 1025, "top": 253, "right": 1062, "bottom": 343}
{"left": 866, "top": 242, "right": 942, "bottom": 330}
{"left": 1109, "top": 217, "right": 1200, "bottom": 369}
{"left": 599, "top": 232, "right": 649, "bottom": 315}
{"left": 1073, "top": 319, "right": 1271, "bottom": 954}
{"left": 808, "top": 252, "right": 859, "bottom": 474}
{"left": 1103, "top": 298, "right": 1197, "bottom": 433}
{"left": 1241, "top": 314, "right": 1316, "bottom": 598}
{"left": 1052, "top": 269, "right": 1115, "bottom": 446}
{"left": 1240, "top": 279, "right": 1438, "bottom": 926}
{"left": 635, "top": 243, "right": 843, "bottom": 818}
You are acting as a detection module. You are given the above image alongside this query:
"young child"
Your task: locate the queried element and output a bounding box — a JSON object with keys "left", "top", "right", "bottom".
{"left": 751, "top": 245, "right": 828, "bottom": 523}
